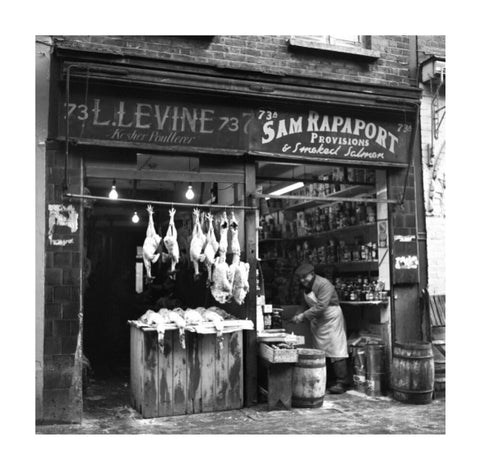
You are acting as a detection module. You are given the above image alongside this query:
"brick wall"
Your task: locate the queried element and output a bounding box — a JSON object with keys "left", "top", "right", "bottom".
{"left": 43, "top": 146, "right": 83, "bottom": 423}
{"left": 54, "top": 35, "right": 413, "bottom": 86}
{"left": 417, "top": 35, "right": 446, "bottom": 60}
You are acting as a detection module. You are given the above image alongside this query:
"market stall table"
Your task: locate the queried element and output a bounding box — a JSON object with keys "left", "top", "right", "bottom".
{"left": 129, "top": 318, "right": 254, "bottom": 418}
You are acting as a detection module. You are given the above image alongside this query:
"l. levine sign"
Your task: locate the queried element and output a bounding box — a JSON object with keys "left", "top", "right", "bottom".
{"left": 250, "top": 109, "right": 411, "bottom": 165}
{"left": 59, "top": 89, "right": 412, "bottom": 166}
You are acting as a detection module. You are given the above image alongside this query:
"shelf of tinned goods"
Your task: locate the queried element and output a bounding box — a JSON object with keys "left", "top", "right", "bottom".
{"left": 283, "top": 185, "right": 377, "bottom": 212}
{"left": 264, "top": 222, "right": 377, "bottom": 243}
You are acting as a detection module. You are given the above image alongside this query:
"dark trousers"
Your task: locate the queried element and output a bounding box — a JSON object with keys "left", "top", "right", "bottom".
{"left": 327, "top": 357, "right": 349, "bottom": 387}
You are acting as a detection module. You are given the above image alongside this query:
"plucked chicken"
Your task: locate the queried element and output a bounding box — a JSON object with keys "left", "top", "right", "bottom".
{"left": 206, "top": 306, "right": 231, "bottom": 319}
{"left": 142, "top": 205, "right": 162, "bottom": 280}
{"left": 189, "top": 208, "right": 207, "bottom": 280}
{"left": 218, "top": 211, "right": 229, "bottom": 254}
{"left": 228, "top": 212, "right": 250, "bottom": 305}
{"left": 184, "top": 308, "right": 203, "bottom": 326}
{"left": 201, "top": 310, "right": 225, "bottom": 336}
{"left": 210, "top": 212, "right": 233, "bottom": 304}
{"left": 166, "top": 307, "right": 186, "bottom": 349}
{"left": 139, "top": 309, "right": 168, "bottom": 351}
{"left": 230, "top": 259, "right": 250, "bottom": 305}
{"left": 163, "top": 208, "right": 180, "bottom": 277}
{"left": 229, "top": 211, "right": 241, "bottom": 256}
{"left": 203, "top": 213, "right": 219, "bottom": 285}
{"left": 201, "top": 309, "right": 225, "bottom": 349}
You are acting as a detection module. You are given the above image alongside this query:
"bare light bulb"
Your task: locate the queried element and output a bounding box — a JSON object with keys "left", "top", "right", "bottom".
{"left": 109, "top": 180, "right": 118, "bottom": 199}
{"left": 132, "top": 211, "right": 139, "bottom": 223}
{"left": 185, "top": 184, "right": 195, "bottom": 200}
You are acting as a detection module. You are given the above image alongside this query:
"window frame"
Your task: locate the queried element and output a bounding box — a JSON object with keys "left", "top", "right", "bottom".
{"left": 288, "top": 35, "right": 380, "bottom": 60}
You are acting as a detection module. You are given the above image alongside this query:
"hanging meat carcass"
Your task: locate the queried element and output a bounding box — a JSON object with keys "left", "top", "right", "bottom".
{"left": 142, "top": 205, "right": 162, "bottom": 280}
{"left": 228, "top": 212, "right": 250, "bottom": 305}
{"left": 210, "top": 212, "right": 233, "bottom": 304}
{"left": 203, "top": 212, "right": 219, "bottom": 286}
{"left": 190, "top": 208, "right": 207, "bottom": 280}
{"left": 163, "top": 208, "right": 180, "bottom": 278}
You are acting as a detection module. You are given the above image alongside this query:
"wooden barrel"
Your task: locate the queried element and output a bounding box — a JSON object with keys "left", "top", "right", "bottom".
{"left": 366, "top": 344, "right": 386, "bottom": 397}
{"left": 292, "top": 348, "right": 326, "bottom": 408}
{"left": 351, "top": 344, "right": 367, "bottom": 393}
{"left": 392, "top": 341, "right": 434, "bottom": 405}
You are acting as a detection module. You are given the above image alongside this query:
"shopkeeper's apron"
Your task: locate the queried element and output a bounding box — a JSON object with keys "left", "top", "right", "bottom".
{"left": 304, "top": 291, "right": 348, "bottom": 358}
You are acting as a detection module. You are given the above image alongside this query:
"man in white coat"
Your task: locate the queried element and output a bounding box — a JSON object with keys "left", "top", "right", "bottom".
{"left": 292, "top": 263, "right": 349, "bottom": 394}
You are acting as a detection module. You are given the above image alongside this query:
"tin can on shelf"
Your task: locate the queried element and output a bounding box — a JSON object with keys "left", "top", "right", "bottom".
{"left": 263, "top": 312, "right": 272, "bottom": 329}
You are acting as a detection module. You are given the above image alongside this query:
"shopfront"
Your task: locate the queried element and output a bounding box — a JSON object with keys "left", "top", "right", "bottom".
{"left": 43, "top": 48, "right": 423, "bottom": 421}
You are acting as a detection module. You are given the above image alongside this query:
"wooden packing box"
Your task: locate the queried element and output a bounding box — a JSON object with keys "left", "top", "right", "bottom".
{"left": 259, "top": 343, "right": 298, "bottom": 364}
{"left": 130, "top": 325, "right": 244, "bottom": 418}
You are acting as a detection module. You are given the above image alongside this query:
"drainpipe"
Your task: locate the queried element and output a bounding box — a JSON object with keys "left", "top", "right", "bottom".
{"left": 410, "top": 35, "right": 430, "bottom": 339}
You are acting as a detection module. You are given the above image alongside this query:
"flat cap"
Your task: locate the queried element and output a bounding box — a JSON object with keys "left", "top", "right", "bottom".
{"left": 294, "top": 263, "right": 315, "bottom": 277}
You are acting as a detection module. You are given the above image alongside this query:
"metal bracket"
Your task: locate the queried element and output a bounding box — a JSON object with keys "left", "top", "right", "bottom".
{"left": 430, "top": 75, "right": 445, "bottom": 140}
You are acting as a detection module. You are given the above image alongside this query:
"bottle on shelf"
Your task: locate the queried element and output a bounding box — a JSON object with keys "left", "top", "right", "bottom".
{"left": 334, "top": 276, "right": 387, "bottom": 302}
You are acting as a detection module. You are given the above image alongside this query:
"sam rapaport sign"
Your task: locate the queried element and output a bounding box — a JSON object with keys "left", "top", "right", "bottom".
{"left": 59, "top": 89, "right": 412, "bottom": 166}
{"left": 249, "top": 109, "right": 412, "bottom": 166}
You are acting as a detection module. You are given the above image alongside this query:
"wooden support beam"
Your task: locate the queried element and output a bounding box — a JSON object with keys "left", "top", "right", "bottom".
{"left": 244, "top": 159, "right": 258, "bottom": 406}
{"left": 85, "top": 166, "right": 244, "bottom": 184}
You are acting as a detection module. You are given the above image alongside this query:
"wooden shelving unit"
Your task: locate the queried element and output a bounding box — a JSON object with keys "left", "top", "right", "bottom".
{"left": 318, "top": 261, "right": 378, "bottom": 272}
{"left": 283, "top": 185, "right": 376, "bottom": 212}
{"left": 260, "top": 222, "right": 376, "bottom": 244}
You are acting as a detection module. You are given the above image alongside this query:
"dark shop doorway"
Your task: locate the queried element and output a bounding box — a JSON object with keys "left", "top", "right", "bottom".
{"left": 81, "top": 152, "right": 248, "bottom": 407}
{"left": 83, "top": 201, "right": 209, "bottom": 382}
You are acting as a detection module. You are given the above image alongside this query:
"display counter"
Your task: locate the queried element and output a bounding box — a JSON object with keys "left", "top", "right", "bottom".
{"left": 129, "top": 319, "right": 253, "bottom": 418}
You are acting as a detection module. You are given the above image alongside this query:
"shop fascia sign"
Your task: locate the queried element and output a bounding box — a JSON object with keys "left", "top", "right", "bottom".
{"left": 59, "top": 88, "right": 412, "bottom": 166}
{"left": 252, "top": 109, "right": 409, "bottom": 164}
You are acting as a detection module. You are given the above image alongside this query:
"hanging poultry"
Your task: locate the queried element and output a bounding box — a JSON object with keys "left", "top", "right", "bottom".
{"left": 229, "top": 212, "right": 250, "bottom": 305}
{"left": 203, "top": 212, "right": 219, "bottom": 286}
{"left": 189, "top": 208, "right": 207, "bottom": 280}
{"left": 142, "top": 205, "right": 162, "bottom": 281}
{"left": 163, "top": 208, "right": 180, "bottom": 278}
{"left": 210, "top": 212, "right": 233, "bottom": 304}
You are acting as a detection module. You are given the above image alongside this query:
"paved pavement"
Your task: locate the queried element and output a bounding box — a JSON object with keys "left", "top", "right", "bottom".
{"left": 36, "top": 377, "right": 445, "bottom": 434}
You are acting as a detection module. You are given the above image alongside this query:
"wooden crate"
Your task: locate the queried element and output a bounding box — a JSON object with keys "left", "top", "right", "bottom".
{"left": 130, "top": 325, "right": 244, "bottom": 418}
{"left": 259, "top": 343, "right": 298, "bottom": 364}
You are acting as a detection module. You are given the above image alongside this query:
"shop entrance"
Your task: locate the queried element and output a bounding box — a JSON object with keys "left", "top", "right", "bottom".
{"left": 81, "top": 151, "right": 249, "bottom": 402}
{"left": 256, "top": 160, "right": 393, "bottom": 387}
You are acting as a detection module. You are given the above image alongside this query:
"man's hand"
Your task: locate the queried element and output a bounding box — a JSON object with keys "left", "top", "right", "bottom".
{"left": 291, "top": 313, "right": 304, "bottom": 324}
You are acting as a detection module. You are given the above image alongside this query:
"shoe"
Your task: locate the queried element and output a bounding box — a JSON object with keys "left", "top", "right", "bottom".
{"left": 328, "top": 383, "right": 347, "bottom": 394}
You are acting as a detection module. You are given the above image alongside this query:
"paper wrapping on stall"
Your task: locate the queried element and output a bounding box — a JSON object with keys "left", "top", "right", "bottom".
{"left": 128, "top": 319, "right": 254, "bottom": 334}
